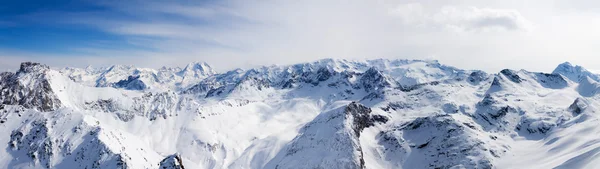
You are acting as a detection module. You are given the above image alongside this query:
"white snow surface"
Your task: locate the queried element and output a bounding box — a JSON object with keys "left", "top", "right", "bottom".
{"left": 1, "top": 59, "right": 600, "bottom": 169}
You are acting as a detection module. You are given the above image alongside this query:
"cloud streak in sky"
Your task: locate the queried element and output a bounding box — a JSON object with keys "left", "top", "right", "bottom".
{"left": 391, "top": 4, "right": 533, "bottom": 32}
{"left": 2, "top": 0, "right": 600, "bottom": 73}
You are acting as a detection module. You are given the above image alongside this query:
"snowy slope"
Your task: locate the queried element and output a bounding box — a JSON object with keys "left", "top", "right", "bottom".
{"left": 263, "top": 102, "right": 387, "bottom": 169}
{"left": 2, "top": 58, "right": 600, "bottom": 169}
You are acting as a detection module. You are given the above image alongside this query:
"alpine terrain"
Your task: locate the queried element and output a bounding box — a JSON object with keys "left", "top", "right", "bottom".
{"left": 1, "top": 59, "right": 600, "bottom": 169}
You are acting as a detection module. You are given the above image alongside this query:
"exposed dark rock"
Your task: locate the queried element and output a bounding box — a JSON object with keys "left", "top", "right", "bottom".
{"left": 9, "top": 120, "right": 53, "bottom": 168}
{"left": 500, "top": 69, "right": 522, "bottom": 83}
{"left": 268, "top": 102, "right": 386, "bottom": 169}
{"left": 235, "top": 76, "right": 270, "bottom": 91}
{"left": 568, "top": 98, "right": 588, "bottom": 116}
{"left": 18, "top": 62, "right": 50, "bottom": 74}
{"left": 316, "top": 67, "right": 332, "bottom": 81}
{"left": 360, "top": 91, "right": 385, "bottom": 101}
{"left": 360, "top": 67, "right": 395, "bottom": 92}
{"left": 490, "top": 77, "right": 502, "bottom": 87}
{"left": 182, "top": 82, "right": 216, "bottom": 94}
{"left": 381, "top": 102, "right": 412, "bottom": 112}
{"left": 205, "top": 86, "right": 226, "bottom": 98}
{"left": 0, "top": 62, "right": 61, "bottom": 111}
{"left": 345, "top": 102, "right": 388, "bottom": 137}
{"left": 159, "top": 154, "right": 185, "bottom": 169}
{"left": 534, "top": 73, "right": 568, "bottom": 89}
{"left": 0, "top": 72, "right": 15, "bottom": 80}
{"left": 114, "top": 75, "right": 147, "bottom": 90}
{"left": 517, "top": 118, "right": 555, "bottom": 134}
{"left": 490, "top": 106, "right": 513, "bottom": 119}
{"left": 468, "top": 71, "right": 488, "bottom": 84}
{"left": 478, "top": 94, "right": 497, "bottom": 107}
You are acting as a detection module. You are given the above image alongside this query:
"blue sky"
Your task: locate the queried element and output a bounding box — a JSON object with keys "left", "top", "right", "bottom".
{"left": 1, "top": 0, "right": 138, "bottom": 53}
{"left": 1, "top": 0, "right": 600, "bottom": 72}
{"left": 0, "top": 0, "right": 244, "bottom": 70}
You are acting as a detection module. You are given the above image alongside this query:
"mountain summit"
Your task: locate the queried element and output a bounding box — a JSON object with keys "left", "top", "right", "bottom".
{"left": 553, "top": 61, "right": 600, "bottom": 82}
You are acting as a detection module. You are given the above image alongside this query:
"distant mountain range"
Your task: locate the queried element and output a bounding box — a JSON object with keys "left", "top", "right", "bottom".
{"left": 0, "top": 59, "right": 599, "bottom": 169}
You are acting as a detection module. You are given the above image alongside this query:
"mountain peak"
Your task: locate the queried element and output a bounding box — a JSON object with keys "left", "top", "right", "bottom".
{"left": 18, "top": 62, "right": 50, "bottom": 74}
{"left": 105, "top": 64, "right": 135, "bottom": 73}
{"left": 558, "top": 61, "right": 573, "bottom": 68}
{"left": 181, "top": 62, "right": 216, "bottom": 75}
{"left": 552, "top": 62, "right": 600, "bottom": 82}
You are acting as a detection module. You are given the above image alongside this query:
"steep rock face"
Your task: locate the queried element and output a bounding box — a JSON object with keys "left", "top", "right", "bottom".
{"left": 0, "top": 62, "right": 62, "bottom": 111}
{"left": 569, "top": 98, "right": 589, "bottom": 116}
{"left": 360, "top": 67, "right": 397, "bottom": 92}
{"left": 159, "top": 154, "right": 186, "bottom": 169}
{"left": 113, "top": 75, "right": 147, "bottom": 90}
{"left": 500, "top": 69, "right": 523, "bottom": 83}
{"left": 345, "top": 102, "right": 389, "bottom": 137}
{"left": 265, "top": 102, "right": 387, "bottom": 169}
{"left": 468, "top": 70, "right": 489, "bottom": 84}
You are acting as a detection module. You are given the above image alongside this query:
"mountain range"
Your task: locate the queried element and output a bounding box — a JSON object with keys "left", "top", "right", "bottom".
{"left": 1, "top": 58, "right": 599, "bottom": 169}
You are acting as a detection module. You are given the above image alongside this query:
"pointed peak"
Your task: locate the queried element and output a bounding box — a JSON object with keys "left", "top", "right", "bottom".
{"left": 182, "top": 62, "right": 215, "bottom": 74}
{"left": 552, "top": 62, "right": 600, "bottom": 82}
{"left": 553, "top": 62, "right": 585, "bottom": 74}
{"left": 499, "top": 69, "right": 522, "bottom": 83}
{"left": 558, "top": 61, "right": 573, "bottom": 67}
{"left": 364, "top": 66, "right": 382, "bottom": 74}
{"left": 468, "top": 70, "right": 488, "bottom": 84}
{"left": 18, "top": 62, "right": 50, "bottom": 74}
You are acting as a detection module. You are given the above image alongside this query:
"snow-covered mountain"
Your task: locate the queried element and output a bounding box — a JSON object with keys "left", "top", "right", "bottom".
{"left": 59, "top": 61, "right": 216, "bottom": 91}
{"left": 1, "top": 59, "right": 600, "bottom": 168}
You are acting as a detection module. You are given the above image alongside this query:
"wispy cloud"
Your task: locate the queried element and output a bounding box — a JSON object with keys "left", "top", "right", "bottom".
{"left": 390, "top": 4, "right": 533, "bottom": 32}
{"left": 2, "top": 0, "right": 600, "bottom": 73}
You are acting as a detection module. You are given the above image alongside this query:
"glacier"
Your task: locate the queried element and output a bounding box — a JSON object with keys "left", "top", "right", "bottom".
{"left": 0, "top": 59, "right": 600, "bottom": 168}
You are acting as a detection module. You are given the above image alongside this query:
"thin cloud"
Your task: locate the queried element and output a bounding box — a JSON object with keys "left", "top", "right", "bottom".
{"left": 1, "top": 0, "right": 600, "bottom": 74}
{"left": 391, "top": 4, "right": 533, "bottom": 32}
{"left": 437, "top": 6, "right": 533, "bottom": 32}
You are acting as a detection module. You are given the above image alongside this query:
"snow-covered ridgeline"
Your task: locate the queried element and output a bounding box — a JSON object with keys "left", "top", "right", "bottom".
{"left": 1, "top": 59, "right": 600, "bottom": 168}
